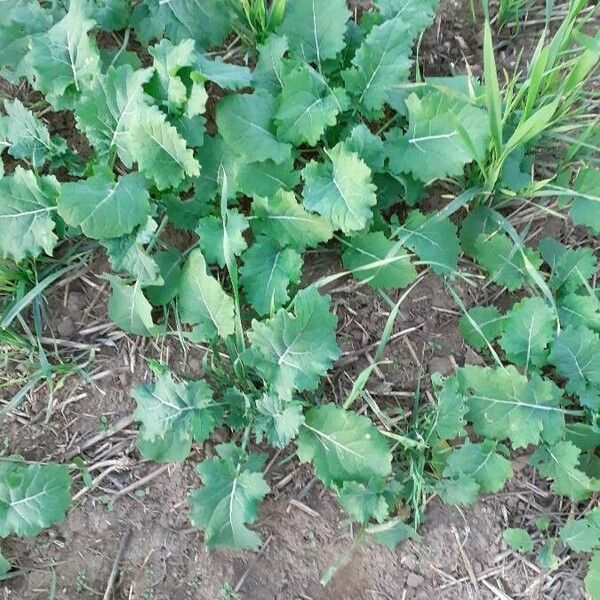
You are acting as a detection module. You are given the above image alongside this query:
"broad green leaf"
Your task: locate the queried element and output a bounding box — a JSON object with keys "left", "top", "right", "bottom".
{"left": 275, "top": 65, "right": 345, "bottom": 145}
{"left": 2, "top": 99, "right": 65, "bottom": 167}
{"left": 147, "top": 38, "right": 195, "bottom": 112}
{"left": 345, "top": 124, "right": 385, "bottom": 172}
{"left": 458, "top": 306, "right": 505, "bottom": 350}
{"left": 498, "top": 297, "right": 555, "bottom": 371}
{"left": 557, "top": 292, "right": 600, "bottom": 331}
{"left": 253, "top": 35, "right": 289, "bottom": 94}
{"left": 459, "top": 205, "right": 500, "bottom": 256}
{"left": 549, "top": 326, "right": 600, "bottom": 396}
{"left": 436, "top": 475, "right": 480, "bottom": 506}
{"left": 396, "top": 209, "right": 460, "bottom": 275}
{"left": 254, "top": 393, "right": 304, "bottom": 448}
{"left": 216, "top": 91, "right": 291, "bottom": 164}
{"left": 129, "top": 106, "right": 200, "bottom": 190}
{"left": 75, "top": 64, "right": 153, "bottom": 162}
{"left": 473, "top": 232, "right": 542, "bottom": 291}
{"left": 531, "top": 441, "right": 598, "bottom": 501}
{"left": 58, "top": 172, "right": 150, "bottom": 240}
{"left": 302, "top": 142, "right": 377, "bottom": 233}
{"left": 503, "top": 528, "right": 534, "bottom": 553}
{"left": 297, "top": 403, "right": 392, "bottom": 486}
{"left": 433, "top": 375, "right": 466, "bottom": 439}
{"left": 538, "top": 540, "right": 560, "bottom": 570}
{"left": 547, "top": 246, "right": 597, "bottom": 293}
{"left": 0, "top": 3, "right": 53, "bottom": 83}
{"left": 366, "top": 517, "right": 419, "bottom": 550}
{"left": 195, "top": 135, "right": 239, "bottom": 201}
{"left": 342, "top": 16, "right": 412, "bottom": 112}
{"left": 0, "top": 167, "right": 60, "bottom": 261}
{"left": 586, "top": 552, "right": 600, "bottom": 600}
{"left": 105, "top": 275, "right": 164, "bottom": 336}
{"left": 374, "top": 0, "right": 438, "bottom": 35}
{"left": 196, "top": 211, "right": 249, "bottom": 268}
{"left": 277, "top": 0, "right": 350, "bottom": 65}
{"left": 387, "top": 91, "right": 489, "bottom": 182}
{"left": 342, "top": 231, "right": 417, "bottom": 290}
{"left": 458, "top": 366, "right": 565, "bottom": 449}
{"left": 145, "top": 249, "right": 183, "bottom": 307}
{"left": 85, "top": 0, "right": 131, "bottom": 30}
{"left": 133, "top": 370, "right": 216, "bottom": 462}
{"left": 29, "top": 0, "right": 101, "bottom": 109}
{"left": 240, "top": 237, "right": 302, "bottom": 316}
{"left": 132, "top": 0, "right": 233, "bottom": 47}
{"left": 102, "top": 218, "right": 161, "bottom": 286}
{"left": 188, "top": 443, "right": 269, "bottom": 550}
{"left": 237, "top": 160, "right": 299, "bottom": 198}
{"left": 246, "top": 287, "right": 340, "bottom": 399}
{"left": 0, "top": 462, "right": 70, "bottom": 537}
{"left": 443, "top": 439, "right": 513, "bottom": 494}
{"left": 559, "top": 508, "right": 600, "bottom": 552}
{"left": 194, "top": 53, "right": 252, "bottom": 90}
{"left": 338, "top": 480, "right": 389, "bottom": 524}
{"left": 178, "top": 249, "right": 235, "bottom": 343}
{"left": 250, "top": 190, "right": 333, "bottom": 251}
{"left": 570, "top": 168, "right": 600, "bottom": 234}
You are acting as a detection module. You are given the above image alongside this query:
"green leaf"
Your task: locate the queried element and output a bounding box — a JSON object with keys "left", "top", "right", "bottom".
{"left": 366, "top": 517, "right": 419, "bottom": 550}
{"left": 342, "top": 16, "right": 412, "bottom": 112}
{"left": 549, "top": 326, "right": 600, "bottom": 396}
{"left": 338, "top": 480, "right": 389, "bottom": 524}
{"left": 443, "top": 439, "right": 513, "bottom": 494}
{"left": 531, "top": 441, "right": 598, "bottom": 501}
{"left": 132, "top": 0, "right": 233, "bottom": 47}
{"left": 254, "top": 393, "right": 305, "bottom": 449}
{"left": 133, "top": 370, "right": 216, "bottom": 462}
{"left": 557, "top": 292, "right": 600, "bottom": 331}
{"left": 345, "top": 124, "right": 385, "bottom": 172}
{"left": 458, "top": 366, "right": 565, "bottom": 449}
{"left": 395, "top": 209, "right": 460, "bottom": 275}
{"left": 29, "top": 0, "right": 101, "bottom": 109}
{"left": 250, "top": 190, "right": 333, "bottom": 252}
{"left": 105, "top": 275, "right": 164, "bottom": 336}
{"left": 570, "top": 168, "right": 600, "bottom": 234}
{"left": 0, "top": 167, "right": 60, "bottom": 261}
{"left": 342, "top": 231, "right": 417, "bottom": 290}
{"left": 374, "top": 0, "right": 438, "bottom": 35}
{"left": 277, "top": 0, "right": 350, "bottom": 65}
{"left": 194, "top": 53, "right": 252, "bottom": 90}
{"left": 0, "top": 3, "right": 53, "bottom": 83}
{"left": 188, "top": 443, "right": 269, "bottom": 550}
{"left": 145, "top": 249, "right": 183, "bottom": 307}
{"left": 387, "top": 91, "right": 489, "bottom": 182}
{"left": 101, "top": 218, "right": 161, "bottom": 286}
{"left": 85, "top": 0, "right": 131, "bottom": 31}
{"left": 473, "top": 232, "right": 542, "bottom": 291}
{"left": 216, "top": 91, "right": 291, "bottom": 164}
{"left": 275, "top": 65, "right": 345, "bottom": 145}
{"left": 458, "top": 306, "right": 505, "bottom": 351}
{"left": 240, "top": 237, "right": 302, "bottom": 316}
{"left": 436, "top": 475, "right": 480, "bottom": 505}
{"left": 433, "top": 375, "right": 466, "bottom": 439}
{"left": 129, "top": 106, "right": 200, "bottom": 190}
{"left": 302, "top": 142, "right": 377, "bottom": 233}
{"left": 540, "top": 238, "right": 597, "bottom": 293}
{"left": 177, "top": 249, "right": 235, "bottom": 343}
{"left": 58, "top": 172, "right": 150, "bottom": 240}
{"left": 253, "top": 34, "right": 288, "bottom": 95}
{"left": 2, "top": 99, "right": 65, "bottom": 167}
{"left": 237, "top": 159, "right": 300, "bottom": 199}
{"left": 503, "top": 528, "right": 534, "bottom": 553}
{"left": 498, "top": 297, "right": 555, "bottom": 371}
{"left": 75, "top": 64, "right": 153, "bottom": 162}
{"left": 537, "top": 540, "right": 559, "bottom": 571}
{"left": 297, "top": 403, "right": 392, "bottom": 486}
{"left": 196, "top": 211, "right": 249, "bottom": 268}
{"left": 586, "top": 552, "right": 600, "bottom": 600}
{"left": 246, "top": 286, "right": 340, "bottom": 399}
{"left": 559, "top": 508, "right": 600, "bottom": 552}
{"left": 0, "top": 462, "right": 70, "bottom": 537}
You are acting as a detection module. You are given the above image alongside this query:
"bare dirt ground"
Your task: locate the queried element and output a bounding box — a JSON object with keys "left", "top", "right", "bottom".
{"left": 1, "top": 1, "right": 594, "bottom": 599}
